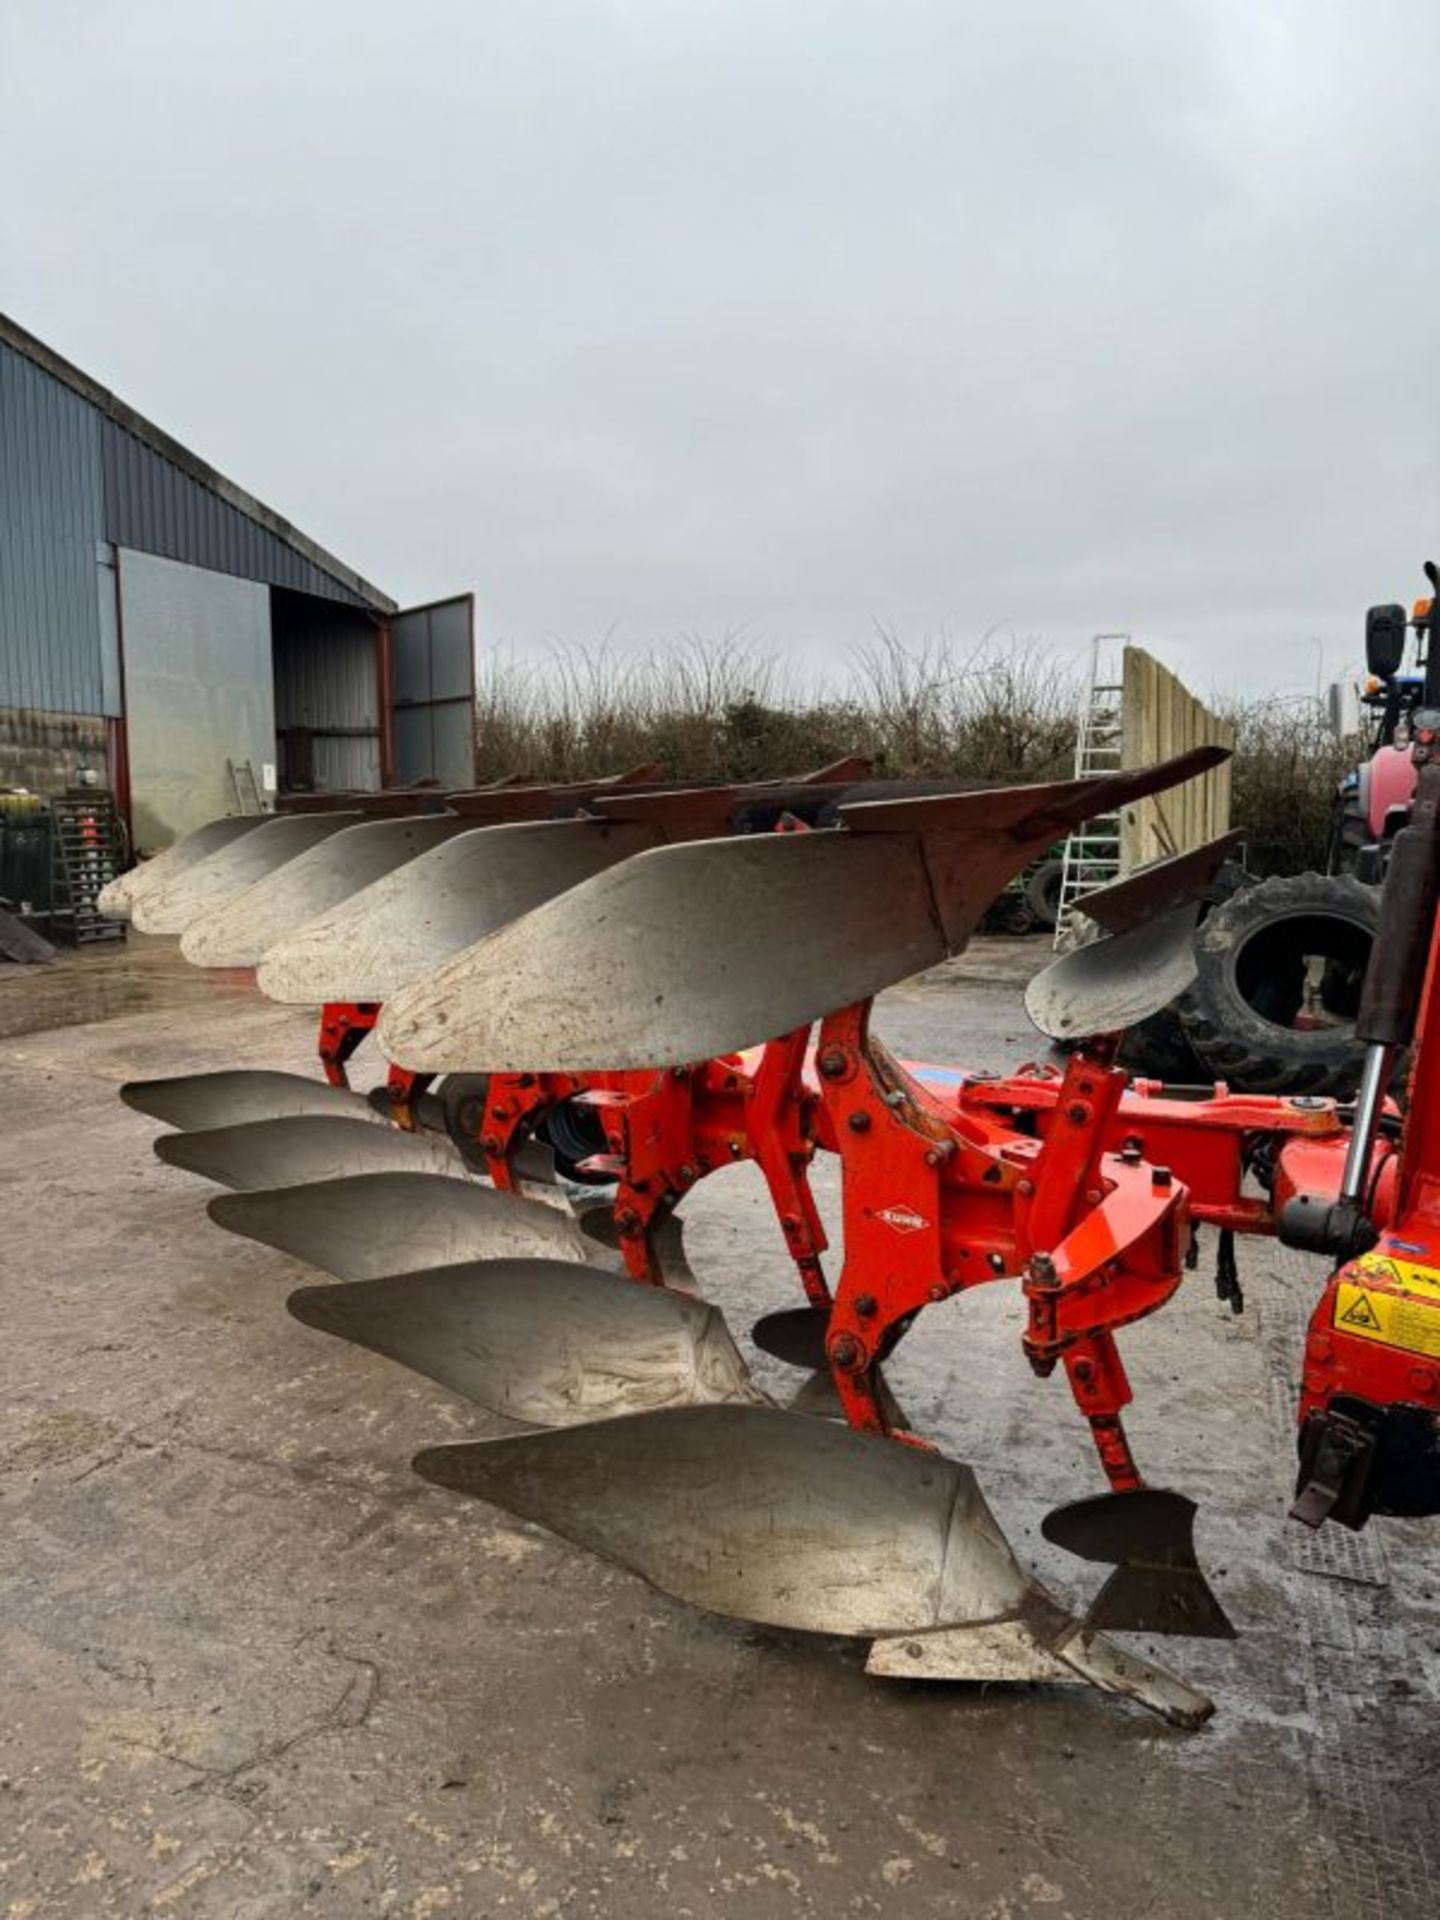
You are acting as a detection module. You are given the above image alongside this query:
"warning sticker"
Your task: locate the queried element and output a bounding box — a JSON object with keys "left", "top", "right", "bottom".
{"left": 1354, "top": 1252, "right": 1440, "bottom": 1300}
{"left": 1334, "top": 1282, "right": 1440, "bottom": 1360}
{"left": 1339, "top": 1290, "right": 1382, "bottom": 1331}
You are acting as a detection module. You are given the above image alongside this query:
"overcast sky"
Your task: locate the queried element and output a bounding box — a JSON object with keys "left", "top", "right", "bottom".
{"left": 4, "top": 1, "right": 1438, "bottom": 699}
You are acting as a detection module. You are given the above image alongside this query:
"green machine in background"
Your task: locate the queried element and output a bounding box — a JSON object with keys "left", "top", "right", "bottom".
{"left": 0, "top": 792, "right": 53, "bottom": 918}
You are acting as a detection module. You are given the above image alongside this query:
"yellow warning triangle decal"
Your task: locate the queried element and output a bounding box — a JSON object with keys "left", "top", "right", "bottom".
{"left": 1340, "top": 1291, "right": 1382, "bottom": 1331}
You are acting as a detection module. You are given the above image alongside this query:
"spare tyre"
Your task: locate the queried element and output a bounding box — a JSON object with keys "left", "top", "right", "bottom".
{"left": 1176, "top": 872, "right": 1378, "bottom": 1096}
{"left": 1024, "top": 856, "right": 1065, "bottom": 930}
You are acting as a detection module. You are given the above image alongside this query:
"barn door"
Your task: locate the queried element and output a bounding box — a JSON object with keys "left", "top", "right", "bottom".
{"left": 388, "top": 593, "right": 477, "bottom": 786}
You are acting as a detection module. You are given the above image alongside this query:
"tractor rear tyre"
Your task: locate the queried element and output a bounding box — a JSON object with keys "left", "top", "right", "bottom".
{"left": 1176, "top": 872, "right": 1378, "bottom": 1097}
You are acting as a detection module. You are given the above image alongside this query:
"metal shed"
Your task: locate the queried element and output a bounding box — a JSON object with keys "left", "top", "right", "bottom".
{"left": 0, "top": 313, "right": 475, "bottom": 847}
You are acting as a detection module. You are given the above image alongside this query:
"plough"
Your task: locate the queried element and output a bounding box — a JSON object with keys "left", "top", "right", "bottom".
{"left": 108, "top": 709, "right": 1440, "bottom": 1729}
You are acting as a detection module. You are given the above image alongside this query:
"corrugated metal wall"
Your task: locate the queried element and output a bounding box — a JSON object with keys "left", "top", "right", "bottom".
{"left": 310, "top": 732, "right": 381, "bottom": 791}
{"left": 272, "top": 589, "right": 381, "bottom": 792}
{"left": 392, "top": 595, "right": 477, "bottom": 786}
{"left": 0, "top": 343, "right": 109, "bottom": 714}
{"left": 100, "top": 421, "right": 372, "bottom": 608}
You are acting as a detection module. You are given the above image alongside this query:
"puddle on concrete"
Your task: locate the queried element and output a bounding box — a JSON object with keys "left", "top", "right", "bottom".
{"left": 0, "top": 934, "right": 254, "bottom": 1040}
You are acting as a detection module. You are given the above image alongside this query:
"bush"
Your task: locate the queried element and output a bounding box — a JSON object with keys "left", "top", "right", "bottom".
{"left": 1219, "top": 695, "right": 1359, "bottom": 878}
{"left": 474, "top": 633, "right": 1358, "bottom": 877}
{"left": 474, "top": 630, "right": 1080, "bottom": 787}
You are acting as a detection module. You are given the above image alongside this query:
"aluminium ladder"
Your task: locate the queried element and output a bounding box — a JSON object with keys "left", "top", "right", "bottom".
{"left": 227, "top": 759, "right": 264, "bottom": 814}
{"left": 1055, "top": 634, "right": 1129, "bottom": 944}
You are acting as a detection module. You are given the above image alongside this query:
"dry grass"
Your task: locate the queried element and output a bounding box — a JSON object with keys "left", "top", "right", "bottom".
{"left": 475, "top": 630, "right": 1077, "bottom": 786}
{"left": 474, "top": 633, "right": 1355, "bottom": 876}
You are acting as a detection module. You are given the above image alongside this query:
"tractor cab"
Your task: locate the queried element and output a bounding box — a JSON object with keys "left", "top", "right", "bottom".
{"left": 1330, "top": 579, "right": 1435, "bottom": 878}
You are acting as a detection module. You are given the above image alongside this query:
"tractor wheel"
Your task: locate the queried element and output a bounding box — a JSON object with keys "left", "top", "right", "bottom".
{"left": 1176, "top": 872, "right": 1379, "bottom": 1097}
{"left": 1024, "top": 857, "right": 1065, "bottom": 930}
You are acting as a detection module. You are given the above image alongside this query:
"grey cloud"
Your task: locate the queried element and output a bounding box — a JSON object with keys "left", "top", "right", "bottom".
{"left": 3, "top": 0, "right": 1437, "bottom": 700}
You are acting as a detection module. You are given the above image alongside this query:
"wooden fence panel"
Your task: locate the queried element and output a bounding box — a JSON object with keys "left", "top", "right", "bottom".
{"left": 1119, "top": 647, "right": 1233, "bottom": 872}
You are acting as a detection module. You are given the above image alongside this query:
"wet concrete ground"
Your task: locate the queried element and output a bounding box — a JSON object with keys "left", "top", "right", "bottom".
{"left": 0, "top": 934, "right": 251, "bottom": 1041}
{"left": 1, "top": 936, "right": 1438, "bottom": 1918}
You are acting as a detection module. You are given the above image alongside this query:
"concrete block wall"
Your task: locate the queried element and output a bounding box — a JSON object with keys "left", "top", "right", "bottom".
{"left": 0, "top": 706, "right": 109, "bottom": 797}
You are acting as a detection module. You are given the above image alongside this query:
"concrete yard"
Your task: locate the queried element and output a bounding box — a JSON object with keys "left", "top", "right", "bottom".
{"left": 2, "top": 936, "right": 1438, "bottom": 1919}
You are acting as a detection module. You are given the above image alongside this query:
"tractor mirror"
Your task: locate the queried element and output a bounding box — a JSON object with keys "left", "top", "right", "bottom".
{"left": 1365, "top": 604, "right": 1407, "bottom": 680}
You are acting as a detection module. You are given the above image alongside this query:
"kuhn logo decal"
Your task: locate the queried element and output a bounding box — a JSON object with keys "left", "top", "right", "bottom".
{"left": 874, "top": 1205, "right": 929, "bottom": 1234}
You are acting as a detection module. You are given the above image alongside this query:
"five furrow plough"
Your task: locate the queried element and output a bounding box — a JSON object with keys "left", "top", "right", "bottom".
{"left": 101, "top": 733, "right": 1440, "bottom": 1730}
